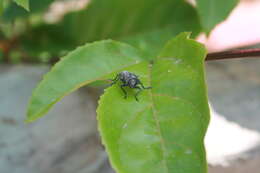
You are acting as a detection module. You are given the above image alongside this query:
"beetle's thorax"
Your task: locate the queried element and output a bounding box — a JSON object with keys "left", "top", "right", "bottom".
{"left": 119, "top": 71, "right": 137, "bottom": 83}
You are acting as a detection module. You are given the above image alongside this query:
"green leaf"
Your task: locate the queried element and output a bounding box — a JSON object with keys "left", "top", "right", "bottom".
{"left": 19, "top": 0, "right": 202, "bottom": 59}
{"left": 196, "top": 0, "right": 238, "bottom": 32}
{"left": 0, "top": 0, "right": 3, "bottom": 15}
{"left": 0, "top": 0, "right": 7, "bottom": 15}
{"left": 26, "top": 40, "right": 145, "bottom": 122}
{"left": 13, "top": 0, "right": 29, "bottom": 11}
{"left": 158, "top": 32, "right": 209, "bottom": 122}
{"left": 2, "top": 0, "right": 53, "bottom": 21}
{"left": 26, "top": 32, "right": 210, "bottom": 172}
{"left": 60, "top": 0, "right": 200, "bottom": 43}
{"left": 97, "top": 33, "right": 210, "bottom": 172}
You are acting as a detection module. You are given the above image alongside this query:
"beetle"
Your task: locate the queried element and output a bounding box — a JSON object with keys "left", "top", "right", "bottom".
{"left": 110, "top": 71, "right": 151, "bottom": 101}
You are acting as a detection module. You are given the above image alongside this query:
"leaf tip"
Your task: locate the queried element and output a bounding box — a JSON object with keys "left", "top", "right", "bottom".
{"left": 179, "top": 32, "right": 192, "bottom": 38}
{"left": 24, "top": 118, "right": 32, "bottom": 124}
{"left": 14, "top": 0, "right": 30, "bottom": 11}
{"left": 25, "top": 112, "right": 36, "bottom": 123}
{"left": 24, "top": 110, "right": 36, "bottom": 123}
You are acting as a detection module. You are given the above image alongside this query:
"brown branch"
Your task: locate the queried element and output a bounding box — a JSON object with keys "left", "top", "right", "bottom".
{"left": 2, "top": 48, "right": 260, "bottom": 64}
{"left": 206, "top": 48, "right": 260, "bottom": 61}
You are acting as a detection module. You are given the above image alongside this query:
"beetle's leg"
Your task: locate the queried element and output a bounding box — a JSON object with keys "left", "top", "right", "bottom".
{"left": 139, "top": 81, "right": 152, "bottom": 89}
{"left": 109, "top": 74, "right": 119, "bottom": 86}
{"left": 134, "top": 86, "right": 142, "bottom": 102}
{"left": 120, "top": 84, "right": 128, "bottom": 99}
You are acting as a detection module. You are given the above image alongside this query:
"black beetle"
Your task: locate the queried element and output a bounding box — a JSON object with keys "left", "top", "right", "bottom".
{"left": 110, "top": 71, "right": 151, "bottom": 101}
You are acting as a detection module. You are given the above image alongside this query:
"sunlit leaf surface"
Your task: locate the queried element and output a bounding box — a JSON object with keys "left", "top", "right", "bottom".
{"left": 26, "top": 40, "right": 144, "bottom": 122}
{"left": 27, "top": 33, "right": 210, "bottom": 173}
{"left": 97, "top": 33, "right": 210, "bottom": 173}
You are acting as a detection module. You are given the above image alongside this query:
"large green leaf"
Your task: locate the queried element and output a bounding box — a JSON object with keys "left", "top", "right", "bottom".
{"left": 196, "top": 0, "right": 238, "bottom": 32}
{"left": 97, "top": 33, "right": 210, "bottom": 173}
{"left": 26, "top": 40, "right": 145, "bottom": 122}
{"left": 26, "top": 33, "right": 210, "bottom": 173}
{"left": 20, "top": 0, "right": 202, "bottom": 59}
{"left": 61, "top": 0, "right": 201, "bottom": 44}
{"left": 158, "top": 32, "right": 209, "bottom": 124}
{"left": 13, "top": 0, "right": 29, "bottom": 11}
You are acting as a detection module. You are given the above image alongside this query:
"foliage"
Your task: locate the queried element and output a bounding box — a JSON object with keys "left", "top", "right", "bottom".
{"left": 26, "top": 40, "right": 145, "bottom": 122}
{"left": 20, "top": 0, "right": 202, "bottom": 59}
{"left": 0, "top": 0, "right": 30, "bottom": 16}
{"left": 0, "top": 0, "right": 238, "bottom": 62}
{"left": 1, "top": 0, "right": 52, "bottom": 20}
{"left": 1, "top": 0, "right": 240, "bottom": 172}
{"left": 13, "top": 0, "right": 29, "bottom": 11}
{"left": 0, "top": 0, "right": 3, "bottom": 15}
{"left": 196, "top": 0, "right": 238, "bottom": 33}
{"left": 26, "top": 32, "right": 210, "bottom": 173}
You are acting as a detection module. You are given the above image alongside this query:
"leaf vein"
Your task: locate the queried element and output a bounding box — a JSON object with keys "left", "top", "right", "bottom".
{"left": 151, "top": 93, "right": 206, "bottom": 124}
{"left": 148, "top": 63, "right": 169, "bottom": 173}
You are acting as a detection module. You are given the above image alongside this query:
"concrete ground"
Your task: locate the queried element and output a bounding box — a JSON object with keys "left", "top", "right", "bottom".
{"left": 206, "top": 58, "right": 260, "bottom": 172}
{"left": 0, "top": 58, "right": 260, "bottom": 173}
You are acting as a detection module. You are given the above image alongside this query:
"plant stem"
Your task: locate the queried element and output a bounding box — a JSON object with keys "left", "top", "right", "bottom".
{"left": 206, "top": 48, "right": 260, "bottom": 61}
{"left": 1, "top": 48, "right": 260, "bottom": 64}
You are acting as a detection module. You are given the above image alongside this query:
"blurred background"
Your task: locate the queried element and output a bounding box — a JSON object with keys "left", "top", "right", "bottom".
{"left": 1, "top": 0, "right": 260, "bottom": 173}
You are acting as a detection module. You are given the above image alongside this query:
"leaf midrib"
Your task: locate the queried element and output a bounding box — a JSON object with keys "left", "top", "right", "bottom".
{"left": 147, "top": 62, "right": 206, "bottom": 172}
{"left": 148, "top": 62, "right": 169, "bottom": 173}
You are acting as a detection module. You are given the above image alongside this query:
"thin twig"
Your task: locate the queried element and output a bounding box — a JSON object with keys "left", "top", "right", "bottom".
{"left": 206, "top": 48, "right": 260, "bottom": 61}
{"left": 1, "top": 48, "right": 260, "bottom": 64}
